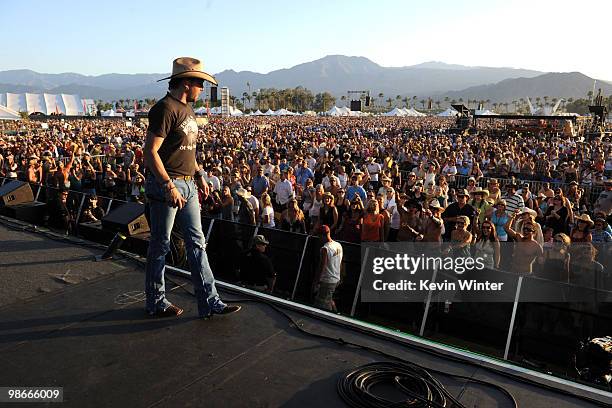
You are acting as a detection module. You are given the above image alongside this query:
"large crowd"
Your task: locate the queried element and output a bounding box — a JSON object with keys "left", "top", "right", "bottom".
{"left": 1, "top": 116, "right": 611, "bottom": 281}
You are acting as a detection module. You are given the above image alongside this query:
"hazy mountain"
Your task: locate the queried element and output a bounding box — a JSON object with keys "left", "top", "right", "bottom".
{"left": 0, "top": 56, "right": 604, "bottom": 101}
{"left": 443, "top": 72, "right": 612, "bottom": 102}
{"left": 214, "top": 55, "right": 543, "bottom": 96}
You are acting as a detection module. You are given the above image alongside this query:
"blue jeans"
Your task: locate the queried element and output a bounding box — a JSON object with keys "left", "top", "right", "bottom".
{"left": 145, "top": 176, "right": 222, "bottom": 317}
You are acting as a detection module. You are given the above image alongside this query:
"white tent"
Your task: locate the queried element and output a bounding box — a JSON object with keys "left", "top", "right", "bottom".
{"left": 101, "top": 109, "right": 122, "bottom": 117}
{"left": 263, "top": 109, "right": 275, "bottom": 116}
{"left": 272, "top": 108, "right": 296, "bottom": 116}
{"left": 402, "top": 107, "right": 426, "bottom": 117}
{"left": 384, "top": 107, "right": 406, "bottom": 116}
{"left": 207, "top": 106, "right": 243, "bottom": 116}
{"left": 475, "top": 109, "right": 498, "bottom": 115}
{"left": 323, "top": 106, "right": 348, "bottom": 116}
{"left": 0, "top": 92, "right": 86, "bottom": 115}
{"left": 0, "top": 105, "right": 21, "bottom": 120}
{"left": 252, "top": 109, "right": 264, "bottom": 116}
{"left": 437, "top": 107, "right": 459, "bottom": 117}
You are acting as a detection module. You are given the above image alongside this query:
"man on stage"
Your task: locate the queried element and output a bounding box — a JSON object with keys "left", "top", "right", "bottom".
{"left": 143, "top": 57, "right": 241, "bottom": 318}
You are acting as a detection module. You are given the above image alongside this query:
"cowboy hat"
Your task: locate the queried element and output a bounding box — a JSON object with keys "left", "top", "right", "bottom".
{"left": 575, "top": 213, "right": 594, "bottom": 226}
{"left": 253, "top": 235, "right": 269, "bottom": 246}
{"left": 519, "top": 207, "right": 537, "bottom": 217}
{"left": 428, "top": 200, "right": 442, "bottom": 209}
{"left": 236, "top": 187, "right": 250, "bottom": 198}
{"left": 157, "top": 57, "right": 218, "bottom": 85}
{"left": 456, "top": 189, "right": 470, "bottom": 198}
{"left": 470, "top": 187, "right": 489, "bottom": 198}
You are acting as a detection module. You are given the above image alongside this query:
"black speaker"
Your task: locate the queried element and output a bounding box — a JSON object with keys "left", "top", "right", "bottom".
{"left": 0, "top": 180, "right": 34, "bottom": 207}
{"left": 350, "top": 100, "right": 362, "bottom": 111}
{"left": 102, "top": 202, "right": 150, "bottom": 236}
{"left": 365, "top": 96, "right": 371, "bottom": 107}
{"left": 0, "top": 201, "right": 46, "bottom": 224}
{"left": 210, "top": 86, "right": 218, "bottom": 101}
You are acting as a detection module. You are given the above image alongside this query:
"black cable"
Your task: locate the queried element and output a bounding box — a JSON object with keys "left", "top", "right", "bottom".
{"left": 162, "top": 278, "right": 518, "bottom": 408}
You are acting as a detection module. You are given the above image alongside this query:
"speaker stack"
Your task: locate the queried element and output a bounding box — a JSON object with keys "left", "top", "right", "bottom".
{"left": 0, "top": 181, "right": 46, "bottom": 224}
{"left": 101, "top": 202, "right": 150, "bottom": 236}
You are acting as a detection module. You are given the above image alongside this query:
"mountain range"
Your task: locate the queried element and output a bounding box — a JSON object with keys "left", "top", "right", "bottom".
{"left": 0, "top": 55, "right": 609, "bottom": 102}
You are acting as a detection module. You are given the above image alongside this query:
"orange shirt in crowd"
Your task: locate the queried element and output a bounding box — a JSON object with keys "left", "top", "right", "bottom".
{"left": 361, "top": 213, "right": 383, "bottom": 242}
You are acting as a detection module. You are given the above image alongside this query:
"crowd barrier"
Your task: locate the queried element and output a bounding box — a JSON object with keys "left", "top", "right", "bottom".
{"left": 1, "top": 177, "right": 611, "bottom": 385}
{"left": 398, "top": 171, "right": 605, "bottom": 205}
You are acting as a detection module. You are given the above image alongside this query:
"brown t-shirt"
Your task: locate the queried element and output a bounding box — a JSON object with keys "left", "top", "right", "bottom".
{"left": 147, "top": 93, "right": 198, "bottom": 177}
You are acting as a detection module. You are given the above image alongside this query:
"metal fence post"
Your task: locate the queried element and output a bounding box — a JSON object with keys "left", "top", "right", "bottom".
{"left": 205, "top": 218, "right": 215, "bottom": 242}
{"left": 75, "top": 193, "right": 87, "bottom": 224}
{"left": 350, "top": 246, "right": 370, "bottom": 317}
{"left": 290, "top": 235, "right": 310, "bottom": 300}
{"left": 34, "top": 183, "right": 42, "bottom": 201}
{"left": 504, "top": 276, "right": 524, "bottom": 360}
{"left": 419, "top": 267, "right": 438, "bottom": 337}
{"left": 106, "top": 199, "right": 113, "bottom": 214}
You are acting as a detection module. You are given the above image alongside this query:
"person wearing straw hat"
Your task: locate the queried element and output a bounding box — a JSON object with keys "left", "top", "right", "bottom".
{"left": 469, "top": 187, "right": 492, "bottom": 227}
{"left": 515, "top": 207, "right": 543, "bottom": 246}
{"left": 570, "top": 214, "right": 594, "bottom": 243}
{"left": 143, "top": 57, "right": 240, "bottom": 318}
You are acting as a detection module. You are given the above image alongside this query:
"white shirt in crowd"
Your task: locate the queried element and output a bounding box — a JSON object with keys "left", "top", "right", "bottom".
{"left": 205, "top": 173, "right": 221, "bottom": 191}
{"left": 367, "top": 162, "right": 381, "bottom": 182}
{"left": 261, "top": 205, "right": 275, "bottom": 228}
{"left": 273, "top": 179, "right": 294, "bottom": 205}
{"left": 320, "top": 240, "right": 343, "bottom": 284}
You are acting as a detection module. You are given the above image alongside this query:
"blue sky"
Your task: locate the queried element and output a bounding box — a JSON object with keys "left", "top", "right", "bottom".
{"left": 1, "top": 0, "right": 610, "bottom": 79}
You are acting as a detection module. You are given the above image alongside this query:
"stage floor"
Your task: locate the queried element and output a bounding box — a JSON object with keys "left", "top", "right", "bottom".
{"left": 0, "top": 223, "right": 609, "bottom": 407}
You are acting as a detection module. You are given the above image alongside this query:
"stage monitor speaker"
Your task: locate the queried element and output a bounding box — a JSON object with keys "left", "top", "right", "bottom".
{"left": 102, "top": 202, "right": 149, "bottom": 236}
{"left": 210, "top": 86, "right": 218, "bottom": 101}
{"left": 0, "top": 180, "right": 34, "bottom": 207}
{"left": 350, "top": 100, "right": 362, "bottom": 111}
{"left": 365, "top": 96, "right": 371, "bottom": 107}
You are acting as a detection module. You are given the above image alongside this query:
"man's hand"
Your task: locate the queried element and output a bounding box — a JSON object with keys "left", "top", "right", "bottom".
{"left": 196, "top": 176, "right": 209, "bottom": 198}
{"left": 165, "top": 184, "right": 187, "bottom": 209}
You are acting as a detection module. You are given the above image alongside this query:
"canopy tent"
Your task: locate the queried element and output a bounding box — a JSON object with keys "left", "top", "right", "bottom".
{"left": 252, "top": 109, "right": 264, "bottom": 116}
{"left": 322, "top": 106, "right": 348, "bottom": 116}
{"left": 475, "top": 109, "right": 498, "bottom": 115}
{"left": 207, "top": 106, "right": 243, "bottom": 116}
{"left": 403, "top": 107, "right": 426, "bottom": 117}
{"left": 0, "top": 105, "right": 21, "bottom": 120}
{"left": 272, "top": 108, "right": 297, "bottom": 116}
{"left": 263, "top": 109, "right": 275, "bottom": 116}
{"left": 437, "top": 107, "right": 459, "bottom": 117}
{"left": 0, "top": 92, "right": 86, "bottom": 115}
{"left": 383, "top": 107, "right": 406, "bottom": 116}
{"left": 101, "top": 109, "right": 122, "bottom": 117}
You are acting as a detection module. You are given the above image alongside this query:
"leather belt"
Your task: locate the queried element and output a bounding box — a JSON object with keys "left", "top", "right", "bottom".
{"left": 173, "top": 175, "right": 194, "bottom": 181}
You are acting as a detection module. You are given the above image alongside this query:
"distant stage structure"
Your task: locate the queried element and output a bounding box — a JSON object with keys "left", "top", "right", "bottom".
{"left": 0, "top": 92, "right": 96, "bottom": 116}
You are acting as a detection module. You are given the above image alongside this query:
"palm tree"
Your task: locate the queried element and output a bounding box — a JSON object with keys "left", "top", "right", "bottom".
{"left": 402, "top": 96, "right": 409, "bottom": 108}
{"left": 396, "top": 95, "right": 401, "bottom": 107}
{"left": 340, "top": 95, "right": 347, "bottom": 106}
{"left": 252, "top": 92, "right": 258, "bottom": 110}
{"left": 412, "top": 95, "right": 417, "bottom": 108}
{"left": 378, "top": 93, "right": 384, "bottom": 108}
{"left": 386, "top": 97, "right": 393, "bottom": 108}
{"left": 420, "top": 99, "right": 426, "bottom": 109}
{"left": 543, "top": 96, "right": 549, "bottom": 107}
